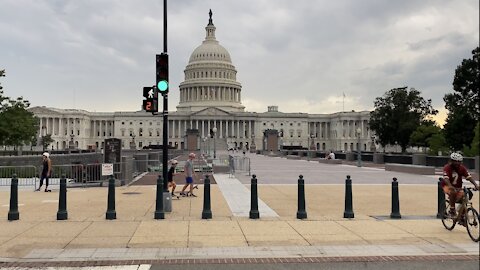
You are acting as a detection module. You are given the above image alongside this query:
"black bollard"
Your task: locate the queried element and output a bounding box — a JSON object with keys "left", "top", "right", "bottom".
{"left": 202, "top": 175, "right": 212, "bottom": 219}
{"left": 390, "top": 177, "right": 401, "bottom": 219}
{"left": 106, "top": 175, "right": 116, "bottom": 220}
{"left": 343, "top": 175, "right": 354, "bottom": 218}
{"left": 57, "top": 175, "right": 68, "bottom": 220}
{"left": 437, "top": 177, "right": 445, "bottom": 219}
{"left": 296, "top": 175, "right": 307, "bottom": 219}
{"left": 8, "top": 174, "right": 19, "bottom": 221}
{"left": 154, "top": 175, "right": 165, "bottom": 219}
{"left": 249, "top": 175, "right": 260, "bottom": 219}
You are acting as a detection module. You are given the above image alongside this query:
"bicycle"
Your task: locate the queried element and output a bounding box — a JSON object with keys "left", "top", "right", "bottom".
{"left": 441, "top": 186, "right": 479, "bottom": 242}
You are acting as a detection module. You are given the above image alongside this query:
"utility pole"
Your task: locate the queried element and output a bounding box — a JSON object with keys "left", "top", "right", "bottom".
{"left": 161, "top": 0, "right": 169, "bottom": 192}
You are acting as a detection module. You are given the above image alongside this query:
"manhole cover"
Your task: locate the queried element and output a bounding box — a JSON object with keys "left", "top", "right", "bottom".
{"left": 122, "top": 192, "right": 142, "bottom": 195}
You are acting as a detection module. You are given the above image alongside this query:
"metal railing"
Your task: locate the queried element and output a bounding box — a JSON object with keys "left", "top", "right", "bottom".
{"left": 0, "top": 165, "right": 38, "bottom": 187}
{"left": 229, "top": 156, "right": 251, "bottom": 176}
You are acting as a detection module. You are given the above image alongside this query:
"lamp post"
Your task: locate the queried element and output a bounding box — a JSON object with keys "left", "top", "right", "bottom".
{"left": 212, "top": 127, "right": 217, "bottom": 159}
{"left": 356, "top": 128, "right": 362, "bottom": 167}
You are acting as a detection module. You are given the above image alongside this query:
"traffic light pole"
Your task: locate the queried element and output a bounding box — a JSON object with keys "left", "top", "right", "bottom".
{"left": 162, "top": 0, "right": 168, "bottom": 192}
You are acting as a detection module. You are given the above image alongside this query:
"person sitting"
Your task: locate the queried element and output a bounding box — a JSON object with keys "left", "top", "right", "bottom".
{"left": 325, "top": 151, "right": 335, "bottom": 160}
{"left": 442, "top": 152, "right": 479, "bottom": 217}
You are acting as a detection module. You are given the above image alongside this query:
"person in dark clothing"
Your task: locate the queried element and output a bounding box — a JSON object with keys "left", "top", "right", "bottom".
{"left": 36, "top": 152, "right": 52, "bottom": 192}
{"left": 168, "top": 160, "right": 178, "bottom": 197}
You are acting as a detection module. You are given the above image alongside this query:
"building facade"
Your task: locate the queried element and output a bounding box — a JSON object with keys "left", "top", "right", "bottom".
{"left": 29, "top": 13, "right": 373, "bottom": 152}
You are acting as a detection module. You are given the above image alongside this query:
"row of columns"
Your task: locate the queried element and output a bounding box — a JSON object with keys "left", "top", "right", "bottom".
{"left": 38, "top": 117, "right": 81, "bottom": 137}
{"left": 180, "top": 86, "right": 241, "bottom": 103}
{"left": 308, "top": 122, "right": 332, "bottom": 139}
{"left": 90, "top": 120, "right": 115, "bottom": 138}
{"left": 308, "top": 120, "right": 371, "bottom": 140}
{"left": 168, "top": 119, "right": 255, "bottom": 139}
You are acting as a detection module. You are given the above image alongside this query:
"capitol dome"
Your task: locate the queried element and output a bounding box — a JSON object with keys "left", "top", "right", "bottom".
{"left": 177, "top": 10, "right": 244, "bottom": 112}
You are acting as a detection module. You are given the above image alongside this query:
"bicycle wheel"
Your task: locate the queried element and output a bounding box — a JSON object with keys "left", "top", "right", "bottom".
{"left": 465, "top": 207, "right": 479, "bottom": 242}
{"left": 442, "top": 199, "right": 456, "bottom": 230}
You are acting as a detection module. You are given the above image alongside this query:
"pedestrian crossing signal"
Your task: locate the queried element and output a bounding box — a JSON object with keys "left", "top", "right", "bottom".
{"left": 142, "top": 86, "right": 158, "bottom": 113}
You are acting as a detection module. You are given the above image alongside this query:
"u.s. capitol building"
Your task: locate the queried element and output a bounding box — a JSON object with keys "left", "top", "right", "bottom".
{"left": 29, "top": 13, "right": 372, "bottom": 153}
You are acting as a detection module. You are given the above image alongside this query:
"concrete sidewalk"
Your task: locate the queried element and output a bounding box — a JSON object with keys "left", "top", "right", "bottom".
{"left": 1, "top": 184, "right": 479, "bottom": 262}
{"left": 0, "top": 152, "right": 478, "bottom": 264}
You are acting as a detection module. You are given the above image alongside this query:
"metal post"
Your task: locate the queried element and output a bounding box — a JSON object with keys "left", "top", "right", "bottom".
{"left": 57, "top": 175, "right": 68, "bottom": 220}
{"left": 343, "top": 175, "right": 354, "bottom": 218}
{"left": 106, "top": 175, "right": 116, "bottom": 220}
{"left": 297, "top": 175, "right": 307, "bottom": 219}
{"left": 161, "top": 0, "right": 168, "bottom": 194}
{"left": 437, "top": 177, "right": 445, "bottom": 218}
{"left": 8, "top": 174, "right": 19, "bottom": 221}
{"left": 202, "top": 175, "right": 212, "bottom": 219}
{"left": 356, "top": 128, "right": 362, "bottom": 167}
{"left": 390, "top": 177, "right": 401, "bottom": 219}
{"left": 155, "top": 175, "right": 165, "bottom": 219}
{"left": 249, "top": 175, "right": 260, "bottom": 219}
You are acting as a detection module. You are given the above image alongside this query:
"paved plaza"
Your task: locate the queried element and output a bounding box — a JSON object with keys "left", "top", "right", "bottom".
{"left": 0, "top": 152, "right": 479, "bottom": 267}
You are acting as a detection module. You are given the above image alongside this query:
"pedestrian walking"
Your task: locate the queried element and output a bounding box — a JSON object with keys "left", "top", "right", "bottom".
{"left": 36, "top": 152, "right": 52, "bottom": 192}
{"left": 168, "top": 159, "right": 179, "bottom": 198}
{"left": 180, "top": 153, "right": 196, "bottom": 197}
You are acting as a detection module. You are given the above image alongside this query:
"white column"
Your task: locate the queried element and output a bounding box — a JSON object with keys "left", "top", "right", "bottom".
{"left": 172, "top": 120, "right": 176, "bottom": 138}
{"left": 237, "top": 121, "right": 240, "bottom": 139}
{"left": 207, "top": 120, "right": 211, "bottom": 135}
{"left": 219, "top": 121, "right": 223, "bottom": 138}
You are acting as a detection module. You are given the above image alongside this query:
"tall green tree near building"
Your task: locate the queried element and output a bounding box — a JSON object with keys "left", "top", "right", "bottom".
{"left": 0, "top": 69, "right": 39, "bottom": 149}
{"left": 369, "top": 87, "right": 437, "bottom": 153}
{"left": 443, "top": 47, "right": 479, "bottom": 152}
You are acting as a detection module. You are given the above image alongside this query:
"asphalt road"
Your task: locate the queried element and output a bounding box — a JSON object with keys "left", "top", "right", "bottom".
{"left": 150, "top": 260, "right": 479, "bottom": 270}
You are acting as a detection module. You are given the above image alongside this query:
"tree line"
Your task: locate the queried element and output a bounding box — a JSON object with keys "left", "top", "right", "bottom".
{"left": 1, "top": 47, "right": 479, "bottom": 156}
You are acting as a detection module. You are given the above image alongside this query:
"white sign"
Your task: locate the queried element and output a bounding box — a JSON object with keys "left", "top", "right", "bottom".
{"left": 102, "top": 163, "right": 114, "bottom": 176}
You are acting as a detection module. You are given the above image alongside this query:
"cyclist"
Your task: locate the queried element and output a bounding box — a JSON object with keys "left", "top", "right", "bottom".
{"left": 442, "top": 152, "right": 479, "bottom": 217}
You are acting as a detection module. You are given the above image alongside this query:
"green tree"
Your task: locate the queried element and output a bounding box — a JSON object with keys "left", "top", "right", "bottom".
{"left": 0, "top": 69, "right": 39, "bottom": 148}
{"left": 369, "top": 87, "right": 437, "bottom": 153}
{"left": 427, "top": 132, "right": 449, "bottom": 156}
{"left": 409, "top": 121, "right": 441, "bottom": 152}
{"left": 462, "top": 122, "right": 480, "bottom": 157}
{"left": 41, "top": 134, "right": 54, "bottom": 151}
{"left": 444, "top": 47, "right": 479, "bottom": 150}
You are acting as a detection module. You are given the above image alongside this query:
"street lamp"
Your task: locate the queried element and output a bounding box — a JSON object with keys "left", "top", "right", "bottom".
{"left": 356, "top": 128, "right": 362, "bottom": 167}
{"left": 212, "top": 127, "right": 217, "bottom": 159}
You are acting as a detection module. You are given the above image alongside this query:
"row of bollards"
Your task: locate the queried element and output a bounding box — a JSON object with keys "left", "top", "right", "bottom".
{"left": 6, "top": 174, "right": 445, "bottom": 221}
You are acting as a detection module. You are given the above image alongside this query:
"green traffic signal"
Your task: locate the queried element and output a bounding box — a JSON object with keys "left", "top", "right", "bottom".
{"left": 157, "top": 80, "right": 168, "bottom": 92}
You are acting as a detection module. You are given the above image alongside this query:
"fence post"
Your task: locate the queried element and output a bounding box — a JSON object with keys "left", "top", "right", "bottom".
{"left": 202, "top": 175, "right": 212, "bottom": 219}
{"left": 8, "top": 174, "right": 19, "bottom": 221}
{"left": 106, "top": 175, "right": 116, "bottom": 220}
{"left": 249, "top": 175, "right": 260, "bottom": 219}
{"left": 57, "top": 175, "right": 68, "bottom": 220}
{"left": 390, "top": 177, "right": 401, "bottom": 219}
{"left": 154, "top": 175, "right": 165, "bottom": 219}
{"left": 343, "top": 175, "right": 354, "bottom": 218}
{"left": 297, "top": 175, "right": 307, "bottom": 219}
{"left": 437, "top": 177, "right": 445, "bottom": 218}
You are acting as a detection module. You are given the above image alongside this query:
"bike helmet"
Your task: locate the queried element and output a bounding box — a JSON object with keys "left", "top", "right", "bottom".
{"left": 42, "top": 152, "right": 50, "bottom": 158}
{"left": 450, "top": 152, "right": 463, "bottom": 162}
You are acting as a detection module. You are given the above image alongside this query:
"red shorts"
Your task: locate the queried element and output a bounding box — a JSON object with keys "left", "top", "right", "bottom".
{"left": 442, "top": 185, "right": 464, "bottom": 204}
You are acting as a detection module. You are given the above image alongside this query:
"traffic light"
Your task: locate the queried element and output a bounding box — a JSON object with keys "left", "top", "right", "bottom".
{"left": 142, "top": 86, "right": 158, "bottom": 113}
{"left": 156, "top": 53, "right": 169, "bottom": 95}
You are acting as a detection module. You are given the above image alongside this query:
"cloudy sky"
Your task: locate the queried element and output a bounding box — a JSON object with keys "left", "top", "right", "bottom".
{"left": 1, "top": 0, "right": 478, "bottom": 125}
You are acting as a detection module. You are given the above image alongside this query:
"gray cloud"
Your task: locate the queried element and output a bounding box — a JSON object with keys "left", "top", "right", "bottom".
{"left": 0, "top": 0, "right": 478, "bottom": 120}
